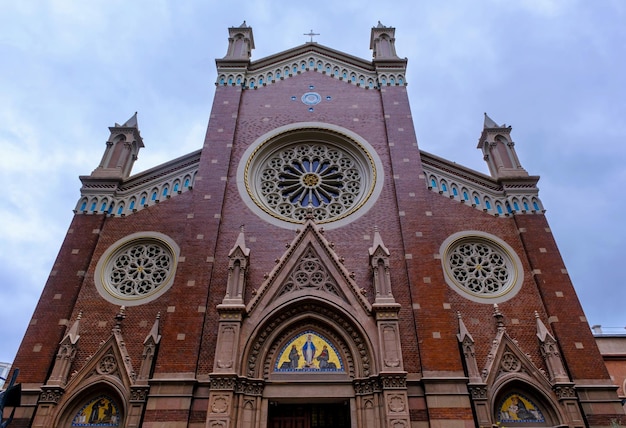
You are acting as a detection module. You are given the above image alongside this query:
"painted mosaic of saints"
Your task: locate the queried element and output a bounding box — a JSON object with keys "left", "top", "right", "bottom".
{"left": 72, "top": 395, "right": 120, "bottom": 427}
{"left": 276, "top": 331, "right": 343, "bottom": 372}
{"left": 498, "top": 393, "right": 544, "bottom": 423}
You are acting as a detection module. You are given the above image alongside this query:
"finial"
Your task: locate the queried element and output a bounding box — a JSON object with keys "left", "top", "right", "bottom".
{"left": 304, "top": 29, "right": 320, "bottom": 43}
{"left": 534, "top": 311, "right": 540, "bottom": 319}
{"left": 305, "top": 204, "right": 315, "bottom": 220}
{"left": 493, "top": 304, "right": 504, "bottom": 328}
{"left": 115, "top": 306, "right": 126, "bottom": 329}
{"left": 77, "top": 311, "right": 83, "bottom": 320}
{"left": 483, "top": 112, "right": 500, "bottom": 129}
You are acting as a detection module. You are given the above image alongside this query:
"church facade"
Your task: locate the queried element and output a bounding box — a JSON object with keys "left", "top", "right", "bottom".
{"left": 7, "top": 23, "right": 625, "bottom": 427}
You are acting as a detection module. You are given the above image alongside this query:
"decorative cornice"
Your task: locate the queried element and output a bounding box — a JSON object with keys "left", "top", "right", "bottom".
{"left": 217, "top": 44, "right": 407, "bottom": 90}
{"left": 76, "top": 149, "right": 200, "bottom": 216}
{"left": 421, "top": 150, "right": 544, "bottom": 216}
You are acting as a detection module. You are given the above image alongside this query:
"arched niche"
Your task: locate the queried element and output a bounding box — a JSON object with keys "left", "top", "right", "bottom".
{"left": 492, "top": 380, "right": 563, "bottom": 427}
{"left": 55, "top": 383, "right": 126, "bottom": 428}
{"left": 242, "top": 300, "right": 376, "bottom": 381}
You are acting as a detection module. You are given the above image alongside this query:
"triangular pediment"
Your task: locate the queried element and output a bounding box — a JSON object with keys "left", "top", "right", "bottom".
{"left": 217, "top": 42, "right": 407, "bottom": 91}
{"left": 483, "top": 329, "right": 550, "bottom": 389}
{"left": 247, "top": 218, "right": 371, "bottom": 317}
{"left": 63, "top": 328, "right": 136, "bottom": 395}
{"left": 276, "top": 244, "right": 347, "bottom": 300}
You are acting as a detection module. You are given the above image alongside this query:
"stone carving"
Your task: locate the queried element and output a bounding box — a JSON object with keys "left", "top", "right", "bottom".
{"left": 235, "top": 378, "right": 265, "bottom": 396}
{"left": 389, "top": 419, "right": 408, "bottom": 428}
{"left": 353, "top": 378, "right": 381, "bottom": 395}
{"left": 388, "top": 395, "right": 405, "bottom": 412}
{"left": 500, "top": 352, "right": 521, "bottom": 372}
{"left": 96, "top": 354, "right": 118, "bottom": 375}
{"left": 39, "top": 387, "right": 64, "bottom": 404}
{"left": 468, "top": 385, "right": 488, "bottom": 399}
{"left": 554, "top": 385, "right": 576, "bottom": 399}
{"left": 210, "top": 377, "right": 237, "bottom": 390}
{"left": 211, "top": 396, "right": 229, "bottom": 414}
{"left": 278, "top": 247, "right": 341, "bottom": 296}
{"left": 381, "top": 374, "right": 407, "bottom": 389}
{"left": 130, "top": 387, "right": 150, "bottom": 402}
{"left": 382, "top": 324, "right": 400, "bottom": 368}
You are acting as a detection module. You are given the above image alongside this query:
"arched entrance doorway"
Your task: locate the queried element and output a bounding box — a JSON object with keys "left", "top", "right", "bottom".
{"left": 268, "top": 401, "right": 350, "bottom": 428}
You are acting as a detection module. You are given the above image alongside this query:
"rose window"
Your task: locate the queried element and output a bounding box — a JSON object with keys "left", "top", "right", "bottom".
{"left": 448, "top": 241, "right": 510, "bottom": 295}
{"left": 108, "top": 242, "right": 172, "bottom": 297}
{"left": 95, "top": 232, "right": 179, "bottom": 306}
{"left": 441, "top": 232, "right": 523, "bottom": 303}
{"left": 251, "top": 140, "right": 373, "bottom": 223}
{"left": 239, "top": 126, "right": 383, "bottom": 229}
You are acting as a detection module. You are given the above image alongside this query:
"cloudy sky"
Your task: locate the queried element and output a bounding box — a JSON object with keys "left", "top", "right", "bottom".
{"left": 1, "top": 1, "right": 625, "bottom": 363}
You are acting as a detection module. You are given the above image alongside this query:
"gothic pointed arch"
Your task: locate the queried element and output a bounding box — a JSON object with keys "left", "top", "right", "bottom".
{"left": 46, "top": 331, "right": 133, "bottom": 427}
{"left": 458, "top": 308, "right": 579, "bottom": 427}
{"left": 243, "top": 299, "right": 373, "bottom": 380}
{"left": 34, "top": 309, "right": 160, "bottom": 428}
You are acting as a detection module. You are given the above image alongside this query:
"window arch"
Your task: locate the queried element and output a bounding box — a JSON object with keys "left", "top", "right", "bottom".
{"left": 56, "top": 386, "right": 125, "bottom": 427}
{"left": 493, "top": 382, "right": 561, "bottom": 427}
{"left": 532, "top": 197, "right": 541, "bottom": 211}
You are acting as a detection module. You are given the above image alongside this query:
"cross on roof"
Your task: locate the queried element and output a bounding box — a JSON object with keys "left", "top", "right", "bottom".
{"left": 304, "top": 29, "right": 320, "bottom": 43}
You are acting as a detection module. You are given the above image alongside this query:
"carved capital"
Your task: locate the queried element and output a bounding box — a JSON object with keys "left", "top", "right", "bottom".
{"left": 235, "top": 378, "right": 265, "bottom": 396}
{"left": 353, "top": 377, "right": 381, "bottom": 395}
{"left": 130, "top": 386, "right": 150, "bottom": 402}
{"left": 210, "top": 375, "right": 237, "bottom": 390}
{"left": 39, "top": 387, "right": 64, "bottom": 404}
{"left": 468, "top": 384, "right": 488, "bottom": 400}
{"left": 554, "top": 384, "right": 577, "bottom": 399}
{"left": 380, "top": 374, "right": 407, "bottom": 389}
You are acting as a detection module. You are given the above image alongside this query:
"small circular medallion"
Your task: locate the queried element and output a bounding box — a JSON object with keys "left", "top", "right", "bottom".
{"left": 301, "top": 92, "right": 321, "bottom": 105}
{"left": 302, "top": 173, "right": 319, "bottom": 187}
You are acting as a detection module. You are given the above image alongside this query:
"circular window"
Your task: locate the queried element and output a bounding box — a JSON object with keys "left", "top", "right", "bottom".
{"left": 238, "top": 123, "right": 383, "bottom": 229}
{"left": 301, "top": 92, "right": 321, "bottom": 105}
{"left": 440, "top": 231, "right": 523, "bottom": 303}
{"left": 95, "top": 232, "right": 180, "bottom": 306}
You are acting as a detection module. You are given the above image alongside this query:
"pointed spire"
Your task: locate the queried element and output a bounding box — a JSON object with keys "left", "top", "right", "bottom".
{"left": 370, "top": 22, "right": 401, "bottom": 60}
{"left": 122, "top": 111, "right": 138, "bottom": 128}
{"left": 535, "top": 311, "right": 555, "bottom": 343}
{"left": 62, "top": 311, "right": 82, "bottom": 345}
{"left": 229, "top": 225, "right": 250, "bottom": 257}
{"left": 222, "top": 22, "right": 255, "bottom": 60}
{"left": 368, "top": 226, "right": 390, "bottom": 256}
{"left": 483, "top": 112, "right": 500, "bottom": 129}
{"left": 144, "top": 312, "right": 162, "bottom": 345}
{"left": 456, "top": 312, "right": 474, "bottom": 343}
{"left": 86, "top": 112, "right": 144, "bottom": 180}
{"left": 114, "top": 306, "right": 126, "bottom": 331}
{"left": 493, "top": 304, "right": 505, "bottom": 329}
{"left": 478, "top": 113, "right": 529, "bottom": 179}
